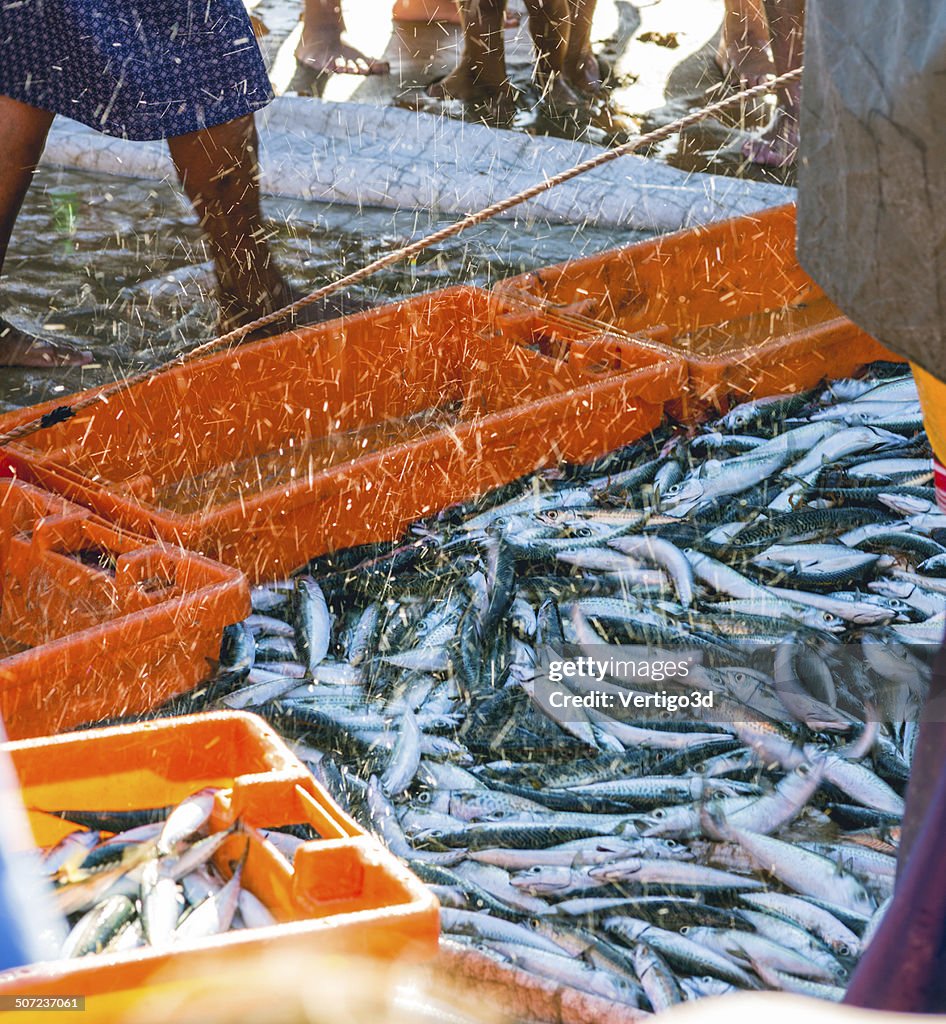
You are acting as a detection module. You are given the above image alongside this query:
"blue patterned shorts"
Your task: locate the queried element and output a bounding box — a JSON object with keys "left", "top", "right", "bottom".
{"left": 0, "top": 0, "right": 273, "bottom": 140}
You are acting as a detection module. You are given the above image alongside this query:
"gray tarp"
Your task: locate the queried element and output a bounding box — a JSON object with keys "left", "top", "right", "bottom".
{"left": 797, "top": 0, "right": 946, "bottom": 380}
{"left": 39, "top": 97, "right": 792, "bottom": 233}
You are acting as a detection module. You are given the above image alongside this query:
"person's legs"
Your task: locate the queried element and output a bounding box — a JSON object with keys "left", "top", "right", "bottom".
{"left": 563, "top": 0, "right": 602, "bottom": 95}
{"left": 393, "top": 0, "right": 520, "bottom": 26}
{"left": 716, "top": 0, "right": 773, "bottom": 88}
{"left": 523, "top": 0, "right": 581, "bottom": 109}
{"left": 427, "top": 0, "right": 512, "bottom": 106}
{"left": 743, "top": 0, "right": 803, "bottom": 166}
{"left": 296, "top": 0, "right": 390, "bottom": 75}
{"left": 0, "top": 96, "right": 92, "bottom": 367}
{"left": 167, "top": 114, "right": 291, "bottom": 334}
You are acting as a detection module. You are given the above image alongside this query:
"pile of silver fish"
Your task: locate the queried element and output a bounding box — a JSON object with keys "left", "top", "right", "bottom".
{"left": 155, "top": 363, "right": 939, "bottom": 1011}
{"left": 38, "top": 787, "right": 277, "bottom": 958}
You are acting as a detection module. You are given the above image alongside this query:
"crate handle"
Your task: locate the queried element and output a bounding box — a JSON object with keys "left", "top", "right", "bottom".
{"left": 113, "top": 548, "right": 182, "bottom": 609}
{"left": 29, "top": 510, "right": 95, "bottom": 558}
{"left": 294, "top": 785, "right": 354, "bottom": 842}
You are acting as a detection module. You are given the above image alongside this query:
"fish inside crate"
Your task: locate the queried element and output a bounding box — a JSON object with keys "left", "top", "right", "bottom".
{"left": 0, "top": 713, "right": 438, "bottom": 1012}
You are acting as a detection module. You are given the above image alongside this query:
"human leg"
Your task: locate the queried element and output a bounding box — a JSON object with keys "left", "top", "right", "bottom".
{"left": 716, "top": 0, "right": 773, "bottom": 88}
{"left": 563, "top": 0, "right": 603, "bottom": 95}
{"left": 743, "top": 0, "right": 804, "bottom": 166}
{"left": 392, "top": 0, "right": 520, "bottom": 27}
{"left": 296, "top": 0, "right": 390, "bottom": 75}
{"left": 392, "top": 0, "right": 460, "bottom": 24}
{"left": 0, "top": 96, "right": 92, "bottom": 367}
{"left": 167, "top": 114, "right": 291, "bottom": 334}
{"left": 523, "top": 0, "right": 582, "bottom": 109}
{"left": 427, "top": 0, "right": 512, "bottom": 105}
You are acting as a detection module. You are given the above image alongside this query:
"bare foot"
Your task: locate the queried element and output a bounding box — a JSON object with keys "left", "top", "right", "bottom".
{"left": 423, "top": 69, "right": 518, "bottom": 123}
{"left": 717, "top": 0, "right": 773, "bottom": 87}
{"left": 392, "top": 0, "right": 520, "bottom": 27}
{"left": 230, "top": 288, "right": 364, "bottom": 341}
{"left": 536, "top": 71, "right": 585, "bottom": 115}
{"left": 295, "top": 30, "right": 389, "bottom": 76}
{"left": 427, "top": 64, "right": 513, "bottom": 105}
{"left": 564, "top": 50, "right": 604, "bottom": 96}
{"left": 742, "top": 105, "right": 799, "bottom": 166}
{"left": 0, "top": 318, "right": 93, "bottom": 367}
{"left": 218, "top": 274, "right": 295, "bottom": 337}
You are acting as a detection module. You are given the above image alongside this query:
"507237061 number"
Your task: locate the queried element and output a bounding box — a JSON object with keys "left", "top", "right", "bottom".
{"left": 0, "top": 996, "right": 85, "bottom": 1011}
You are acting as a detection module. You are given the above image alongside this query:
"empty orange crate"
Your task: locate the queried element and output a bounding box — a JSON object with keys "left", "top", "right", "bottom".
{"left": 0, "top": 286, "right": 685, "bottom": 581}
{"left": 492, "top": 203, "right": 906, "bottom": 413}
{"left": 0, "top": 712, "right": 439, "bottom": 1018}
{"left": 0, "top": 480, "right": 249, "bottom": 741}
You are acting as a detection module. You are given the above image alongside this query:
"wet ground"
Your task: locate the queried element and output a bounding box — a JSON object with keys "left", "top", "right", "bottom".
{"left": 257, "top": 0, "right": 793, "bottom": 185}
{"left": 2, "top": 169, "right": 648, "bottom": 409}
{"left": 1, "top": 0, "right": 788, "bottom": 409}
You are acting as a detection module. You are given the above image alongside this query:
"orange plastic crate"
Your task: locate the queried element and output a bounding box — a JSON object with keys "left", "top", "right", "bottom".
{"left": 0, "top": 287, "right": 685, "bottom": 581}
{"left": 0, "top": 712, "right": 439, "bottom": 1019}
{"left": 0, "top": 481, "right": 249, "bottom": 740}
{"left": 492, "top": 203, "right": 906, "bottom": 413}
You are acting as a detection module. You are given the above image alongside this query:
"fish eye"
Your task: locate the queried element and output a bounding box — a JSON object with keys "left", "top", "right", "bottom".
{"left": 798, "top": 764, "right": 811, "bottom": 776}
{"left": 667, "top": 484, "right": 681, "bottom": 495}
{"left": 417, "top": 792, "right": 431, "bottom": 804}
{"left": 702, "top": 976, "right": 713, "bottom": 984}
{"left": 838, "top": 943, "right": 853, "bottom": 957}
{"left": 666, "top": 839, "right": 678, "bottom": 848}
{"left": 529, "top": 865, "right": 544, "bottom": 873}
{"left": 680, "top": 925, "right": 691, "bottom": 935}
{"left": 651, "top": 809, "right": 667, "bottom": 820}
